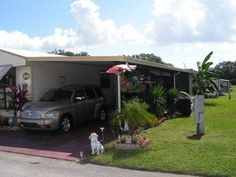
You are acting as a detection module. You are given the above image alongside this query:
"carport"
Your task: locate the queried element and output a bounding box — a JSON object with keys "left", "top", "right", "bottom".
{"left": 0, "top": 48, "right": 194, "bottom": 110}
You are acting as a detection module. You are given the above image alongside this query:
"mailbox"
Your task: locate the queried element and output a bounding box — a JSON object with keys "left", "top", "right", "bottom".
{"left": 194, "top": 95, "right": 205, "bottom": 135}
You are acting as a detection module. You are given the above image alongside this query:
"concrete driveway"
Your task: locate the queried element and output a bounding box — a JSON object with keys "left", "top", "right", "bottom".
{"left": 0, "top": 120, "right": 112, "bottom": 161}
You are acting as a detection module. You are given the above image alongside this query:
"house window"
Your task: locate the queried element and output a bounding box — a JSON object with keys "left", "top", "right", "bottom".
{"left": 100, "top": 72, "right": 110, "bottom": 88}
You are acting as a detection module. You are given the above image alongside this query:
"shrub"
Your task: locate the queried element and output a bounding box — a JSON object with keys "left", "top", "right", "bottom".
{"left": 166, "top": 88, "right": 179, "bottom": 115}
{"left": 9, "top": 84, "right": 28, "bottom": 125}
{"left": 151, "top": 85, "right": 166, "bottom": 117}
{"left": 110, "top": 99, "right": 156, "bottom": 135}
{"left": 230, "top": 79, "right": 236, "bottom": 85}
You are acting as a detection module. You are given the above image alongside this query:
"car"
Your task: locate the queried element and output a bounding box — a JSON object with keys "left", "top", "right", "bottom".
{"left": 176, "top": 91, "right": 193, "bottom": 117}
{"left": 19, "top": 85, "right": 108, "bottom": 132}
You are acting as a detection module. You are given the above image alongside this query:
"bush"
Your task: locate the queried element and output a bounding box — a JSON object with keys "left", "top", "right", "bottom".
{"left": 166, "top": 88, "right": 178, "bottom": 115}
{"left": 230, "top": 79, "right": 236, "bottom": 85}
{"left": 110, "top": 99, "right": 156, "bottom": 135}
{"left": 151, "top": 85, "right": 166, "bottom": 117}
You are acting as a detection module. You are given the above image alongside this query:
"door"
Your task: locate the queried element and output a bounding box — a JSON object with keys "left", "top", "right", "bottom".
{"left": 84, "top": 87, "right": 97, "bottom": 118}
{"left": 74, "top": 89, "right": 89, "bottom": 122}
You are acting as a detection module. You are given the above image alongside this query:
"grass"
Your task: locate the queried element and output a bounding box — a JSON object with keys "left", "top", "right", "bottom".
{"left": 88, "top": 86, "right": 236, "bottom": 177}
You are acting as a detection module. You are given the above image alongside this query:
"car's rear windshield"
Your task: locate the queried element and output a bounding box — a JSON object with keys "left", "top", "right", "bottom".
{"left": 40, "top": 90, "right": 72, "bottom": 101}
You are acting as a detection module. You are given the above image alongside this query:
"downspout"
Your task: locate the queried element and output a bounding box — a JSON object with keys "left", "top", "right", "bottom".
{"left": 173, "top": 72, "right": 180, "bottom": 89}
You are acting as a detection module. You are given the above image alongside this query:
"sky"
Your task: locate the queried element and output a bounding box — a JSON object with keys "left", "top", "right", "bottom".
{"left": 0, "top": 0, "right": 236, "bottom": 69}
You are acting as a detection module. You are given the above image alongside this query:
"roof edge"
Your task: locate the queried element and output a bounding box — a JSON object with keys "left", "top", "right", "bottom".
{"left": 125, "top": 57, "right": 194, "bottom": 73}
{"left": 26, "top": 55, "right": 127, "bottom": 62}
{"left": 0, "top": 48, "right": 27, "bottom": 60}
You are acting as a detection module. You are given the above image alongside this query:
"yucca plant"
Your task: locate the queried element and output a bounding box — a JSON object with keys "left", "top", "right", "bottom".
{"left": 166, "top": 87, "right": 179, "bottom": 115}
{"left": 110, "top": 99, "right": 156, "bottom": 135}
{"left": 151, "top": 85, "right": 166, "bottom": 117}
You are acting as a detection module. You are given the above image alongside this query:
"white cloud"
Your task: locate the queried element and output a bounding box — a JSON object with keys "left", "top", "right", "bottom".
{"left": 70, "top": 0, "right": 148, "bottom": 45}
{"left": 0, "top": 0, "right": 148, "bottom": 54}
{"left": 0, "top": 28, "right": 82, "bottom": 52}
{"left": 70, "top": 0, "right": 116, "bottom": 44}
{"left": 149, "top": 0, "right": 236, "bottom": 45}
{"left": 157, "top": 42, "right": 236, "bottom": 70}
{"left": 0, "top": 30, "right": 41, "bottom": 50}
{"left": 41, "top": 28, "right": 79, "bottom": 50}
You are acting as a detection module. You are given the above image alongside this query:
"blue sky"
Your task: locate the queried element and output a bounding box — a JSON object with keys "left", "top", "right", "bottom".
{"left": 1, "top": 0, "right": 236, "bottom": 69}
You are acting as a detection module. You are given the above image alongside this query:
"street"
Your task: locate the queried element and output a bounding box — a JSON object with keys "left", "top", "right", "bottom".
{"left": 0, "top": 151, "right": 197, "bottom": 177}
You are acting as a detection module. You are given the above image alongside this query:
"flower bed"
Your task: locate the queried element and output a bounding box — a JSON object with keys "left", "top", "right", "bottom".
{"left": 115, "top": 135, "right": 150, "bottom": 150}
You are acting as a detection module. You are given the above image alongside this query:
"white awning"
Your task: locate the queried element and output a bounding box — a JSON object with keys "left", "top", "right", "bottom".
{"left": 0, "top": 65, "right": 12, "bottom": 80}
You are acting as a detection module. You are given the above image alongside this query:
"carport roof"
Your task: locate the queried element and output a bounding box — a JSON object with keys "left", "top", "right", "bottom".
{"left": 0, "top": 48, "right": 194, "bottom": 74}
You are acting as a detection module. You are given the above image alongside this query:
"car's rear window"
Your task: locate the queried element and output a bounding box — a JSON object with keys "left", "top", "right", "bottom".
{"left": 40, "top": 90, "right": 72, "bottom": 101}
{"left": 95, "top": 87, "right": 103, "bottom": 97}
{"left": 85, "top": 88, "right": 96, "bottom": 98}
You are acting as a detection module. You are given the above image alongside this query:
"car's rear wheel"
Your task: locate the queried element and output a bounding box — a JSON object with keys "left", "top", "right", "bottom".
{"left": 98, "top": 109, "right": 107, "bottom": 121}
{"left": 60, "top": 116, "right": 71, "bottom": 133}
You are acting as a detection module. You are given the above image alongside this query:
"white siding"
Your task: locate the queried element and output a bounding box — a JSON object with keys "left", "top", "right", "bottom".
{"left": 30, "top": 62, "right": 107, "bottom": 102}
{"left": 0, "top": 50, "right": 26, "bottom": 66}
{"left": 16, "top": 66, "right": 32, "bottom": 100}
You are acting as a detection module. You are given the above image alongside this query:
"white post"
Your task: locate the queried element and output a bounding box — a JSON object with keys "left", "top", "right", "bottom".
{"left": 117, "top": 73, "right": 129, "bottom": 132}
{"left": 194, "top": 95, "right": 205, "bottom": 135}
{"left": 117, "top": 74, "right": 121, "bottom": 110}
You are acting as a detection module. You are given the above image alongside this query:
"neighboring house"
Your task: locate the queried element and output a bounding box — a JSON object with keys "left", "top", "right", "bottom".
{"left": 0, "top": 48, "right": 194, "bottom": 109}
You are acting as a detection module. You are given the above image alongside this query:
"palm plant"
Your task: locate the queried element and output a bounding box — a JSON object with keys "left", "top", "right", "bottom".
{"left": 110, "top": 99, "right": 156, "bottom": 135}
{"left": 193, "top": 51, "right": 220, "bottom": 95}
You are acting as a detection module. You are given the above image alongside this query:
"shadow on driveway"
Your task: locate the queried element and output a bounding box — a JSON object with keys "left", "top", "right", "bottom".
{"left": 0, "top": 120, "right": 113, "bottom": 161}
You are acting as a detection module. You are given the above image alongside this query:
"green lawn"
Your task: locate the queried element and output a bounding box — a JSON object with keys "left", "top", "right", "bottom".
{"left": 89, "top": 87, "right": 236, "bottom": 177}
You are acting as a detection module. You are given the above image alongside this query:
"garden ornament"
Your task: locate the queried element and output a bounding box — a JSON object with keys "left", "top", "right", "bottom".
{"left": 89, "top": 132, "right": 104, "bottom": 155}
{"left": 100, "top": 127, "right": 105, "bottom": 143}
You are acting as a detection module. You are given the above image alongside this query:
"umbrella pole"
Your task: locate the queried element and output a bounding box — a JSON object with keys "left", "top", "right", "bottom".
{"left": 117, "top": 74, "right": 129, "bottom": 132}
{"left": 117, "top": 74, "right": 122, "bottom": 131}
{"left": 117, "top": 74, "right": 121, "bottom": 110}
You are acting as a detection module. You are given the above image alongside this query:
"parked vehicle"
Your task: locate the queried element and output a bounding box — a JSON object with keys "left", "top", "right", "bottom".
{"left": 19, "top": 85, "right": 108, "bottom": 132}
{"left": 176, "top": 91, "right": 193, "bottom": 117}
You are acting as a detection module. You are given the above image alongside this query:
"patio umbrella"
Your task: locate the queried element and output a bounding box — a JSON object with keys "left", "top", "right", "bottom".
{"left": 106, "top": 64, "right": 137, "bottom": 75}
{"left": 106, "top": 64, "right": 137, "bottom": 131}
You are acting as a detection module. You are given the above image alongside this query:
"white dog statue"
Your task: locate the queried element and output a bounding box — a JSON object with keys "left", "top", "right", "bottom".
{"left": 89, "top": 132, "right": 104, "bottom": 155}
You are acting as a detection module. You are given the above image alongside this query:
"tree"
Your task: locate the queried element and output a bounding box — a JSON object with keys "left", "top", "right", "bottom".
{"left": 49, "top": 49, "right": 89, "bottom": 56}
{"left": 129, "top": 53, "right": 163, "bottom": 64}
{"left": 192, "top": 51, "right": 220, "bottom": 95}
{"left": 214, "top": 61, "right": 236, "bottom": 80}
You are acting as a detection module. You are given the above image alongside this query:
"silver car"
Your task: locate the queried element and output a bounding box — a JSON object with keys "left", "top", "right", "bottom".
{"left": 19, "top": 85, "right": 108, "bottom": 132}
